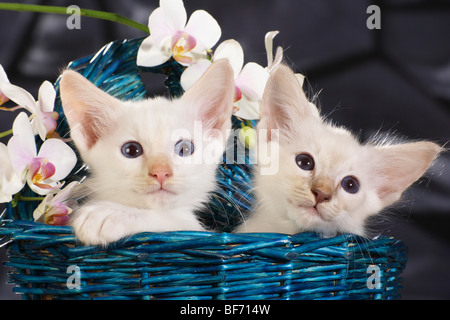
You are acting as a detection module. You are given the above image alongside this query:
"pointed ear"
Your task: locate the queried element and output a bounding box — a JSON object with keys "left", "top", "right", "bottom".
{"left": 369, "top": 141, "right": 442, "bottom": 206}
{"left": 259, "top": 64, "right": 319, "bottom": 140}
{"left": 181, "top": 59, "right": 235, "bottom": 132}
{"left": 60, "top": 70, "right": 121, "bottom": 152}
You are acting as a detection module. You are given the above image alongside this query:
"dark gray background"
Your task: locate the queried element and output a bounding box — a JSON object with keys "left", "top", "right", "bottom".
{"left": 1, "top": 0, "right": 449, "bottom": 299}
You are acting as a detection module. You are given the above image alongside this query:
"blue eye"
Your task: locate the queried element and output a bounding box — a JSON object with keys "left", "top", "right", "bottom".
{"left": 341, "top": 176, "right": 360, "bottom": 194}
{"left": 296, "top": 153, "right": 315, "bottom": 171}
{"left": 174, "top": 140, "right": 194, "bottom": 157}
{"left": 121, "top": 141, "right": 143, "bottom": 158}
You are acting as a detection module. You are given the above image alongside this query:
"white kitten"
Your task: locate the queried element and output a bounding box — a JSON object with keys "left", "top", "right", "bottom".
{"left": 237, "top": 64, "right": 442, "bottom": 237}
{"left": 60, "top": 60, "right": 235, "bottom": 246}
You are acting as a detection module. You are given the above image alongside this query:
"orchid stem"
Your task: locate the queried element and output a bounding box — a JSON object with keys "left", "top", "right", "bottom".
{"left": 19, "top": 196, "right": 45, "bottom": 202}
{"left": 0, "top": 129, "right": 12, "bottom": 139}
{"left": 0, "top": 3, "right": 149, "bottom": 33}
{"left": 10, "top": 193, "right": 44, "bottom": 208}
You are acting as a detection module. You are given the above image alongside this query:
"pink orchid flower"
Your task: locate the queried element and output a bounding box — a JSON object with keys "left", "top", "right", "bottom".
{"left": 137, "top": 0, "right": 221, "bottom": 67}
{"left": 0, "top": 66, "right": 59, "bottom": 141}
{"left": 33, "top": 181, "right": 79, "bottom": 225}
{"left": 181, "top": 39, "right": 269, "bottom": 120}
{"left": 7, "top": 112, "right": 77, "bottom": 196}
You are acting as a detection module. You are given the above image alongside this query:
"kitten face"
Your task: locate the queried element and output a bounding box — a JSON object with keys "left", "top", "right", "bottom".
{"left": 249, "top": 64, "right": 442, "bottom": 237}
{"left": 83, "top": 98, "right": 221, "bottom": 210}
{"left": 257, "top": 119, "right": 379, "bottom": 236}
{"left": 60, "top": 59, "right": 235, "bottom": 212}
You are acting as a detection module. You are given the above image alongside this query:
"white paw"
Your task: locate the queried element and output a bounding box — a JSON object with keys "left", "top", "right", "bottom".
{"left": 70, "top": 204, "right": 132, "bottom": 246}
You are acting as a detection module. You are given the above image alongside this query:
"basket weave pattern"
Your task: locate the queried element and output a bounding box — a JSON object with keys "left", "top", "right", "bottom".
{"left": 0, "top": 38, "right": 407, "bottom": 300}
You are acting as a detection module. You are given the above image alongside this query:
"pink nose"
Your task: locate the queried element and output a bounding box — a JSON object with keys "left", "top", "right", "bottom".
{"left": 149, "top": 163, "right": 173, "bottom": 186}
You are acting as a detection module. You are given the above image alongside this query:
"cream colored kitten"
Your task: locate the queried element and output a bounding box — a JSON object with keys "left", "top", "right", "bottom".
{"left": 237, "top": 64, "right": 442, "bottom": 237}
{"left": 60, "top": 60, "right": 235, "bottom": 246}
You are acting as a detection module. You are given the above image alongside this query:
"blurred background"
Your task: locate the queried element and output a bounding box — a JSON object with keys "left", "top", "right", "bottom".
{"left": 0, "top": 0, "right": 449, "bottom": 299}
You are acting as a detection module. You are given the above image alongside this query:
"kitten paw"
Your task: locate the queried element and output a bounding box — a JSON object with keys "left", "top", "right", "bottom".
{"left": 70, "top": 205, "right": 132, "bottom": 246}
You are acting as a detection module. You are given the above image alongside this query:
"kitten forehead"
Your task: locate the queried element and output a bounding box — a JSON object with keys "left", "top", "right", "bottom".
{"left": 117, "top": 97, "right": 193, "bottom": 145}
{"left": 285, "top": 117, "right": 360, "bottom": 163}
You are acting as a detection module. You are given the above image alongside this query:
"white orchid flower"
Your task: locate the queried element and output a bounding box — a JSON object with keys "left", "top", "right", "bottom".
{"left": 137, "top": 0, "right": 221, "bottom": 67}
{"left": 181, "top": 39, "right": 269, "bottom": 120}
{"left": 0, "top": 143, "right": 23, "bottom": 203}
{"left": 0, "top": 68, "right": 59, "bottom": 141}
{"left": 33, "top": 181, "right": 79, "bottom": 225}
{"left": 7, "top": 112, "right": 77, "bottom": 196}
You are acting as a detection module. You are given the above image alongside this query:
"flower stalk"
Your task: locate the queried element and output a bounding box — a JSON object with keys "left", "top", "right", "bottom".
{"left": 0, "top": 2, "right": 149, "bottom": 33}
{"left": 0, "top": 129, "right": 12, "bottom": 139}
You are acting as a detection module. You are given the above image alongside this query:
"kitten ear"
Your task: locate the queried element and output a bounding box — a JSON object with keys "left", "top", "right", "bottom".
{"left": 181, "top": 59, "right": 235, "bottom": 132}
{"left": 259, "top": 64, "right": 319, "bottom": 140}
{"left": 369, "top": 141, "right": 442, "bottom": 206}
{"left": 60, "top": 70, "right": 121, "bottom": 152}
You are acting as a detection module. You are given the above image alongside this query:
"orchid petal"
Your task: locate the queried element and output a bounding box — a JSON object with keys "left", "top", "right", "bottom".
{"left": 37, "top": 138, "right": 77, "bottom": 181}
{"left": 160, "top": 0, "right": 187, "bottom": 32}
{"left": 0, "top": 92, "right": 10, "bottom": 105}
{"left": 42, "top": 112, "right": 59, "bottom": 135}
{"left": 236, "top": 62, "right": 269, "bottom": 101}
{"left": 45, "top": 210, "right": 70, "bottom": 225}
{"left": 0, "top": 64, "right": 9, "bottom": 83}
{"left": 7, "top": 136, "right": 32, "bottom": 176}
{"left": 31, "top": 112, "right": 48, "bottom": 141}
{"left": 0, "top": 143, "right": 24, "bottom": 199}
{"left": 27, "top": 176, "right": 61, "bottom": 195}
{"left": 53, "top": 181, "right": 79, "bottom": 203}
{"left": 0, "top": 192, "right": 12, "bottom": 203}
{"left": 0, "top": 65, "right": 10, "bottom": 105}
{"left": 180, "top": 59, "right": 211, "bottom": 90}
{"left": 38, "top": 81, "right": 56, "bottom": 113}
{"left": 137, "top": 35, "right": 173, "bottom": 67}
{"left": 147, "top": 7, "right": 175, "bottom": 45}
{"left": 33, "top": 194, "right": 52, "bottom": 221}
{"left": 184, "top": 10, "right": 221, "bottom": 51}
{"left": 214, "top": 40, "right": 244, "bottom": 78}
{"left": 0, "top": 82, "right": 36, "bottom": 113}
{"left": 234, "top": 97, "right": 261, "bottom": 120}
{"left": 265, "top": 30, "right": 279, "bottom": 68}
{"left": 8, "top": 113, "right": 37, "bottom": 174}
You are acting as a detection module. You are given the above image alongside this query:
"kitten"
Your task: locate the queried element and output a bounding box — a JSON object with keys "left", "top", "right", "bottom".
{"left": 60, "top": 59, "right": 235, "bottom": 246}
{"left": 236, "top": 64, "right": 442, "bottom": 237}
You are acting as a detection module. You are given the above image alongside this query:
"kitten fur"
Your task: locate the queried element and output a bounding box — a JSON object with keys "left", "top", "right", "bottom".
{"left": 236, "top": 64, "right": 442, "bottom": 237}
{"left": 60, "top": 59, "right": 235, "bottom": 246}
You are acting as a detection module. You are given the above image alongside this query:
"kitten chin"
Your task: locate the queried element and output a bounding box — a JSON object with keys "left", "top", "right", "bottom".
{"left": 236, "top": 63, "right": 443, "bottom": 237}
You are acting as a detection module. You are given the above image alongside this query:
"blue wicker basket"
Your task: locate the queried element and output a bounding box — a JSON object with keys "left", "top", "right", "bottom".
{"left": 0, "top": 37, "right": 407, "bottom": 300}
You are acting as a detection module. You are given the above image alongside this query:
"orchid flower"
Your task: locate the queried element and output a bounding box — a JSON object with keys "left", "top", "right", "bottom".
{"left": 137, "top": 0, "right": 221, "bottom": 67}
{"left": 0, "top": 143, "right": 23, "bottom": 203}
{"left": 33, "top": 181, "right": 79, "bottom": 225}
{"left": 0, "top": 66, "right": 59, "bottom": 141}
{"left": 7, "top": 112, "right": 77, "bottom": 196}
{"left": 181, "top": 39, "right": 269, "bottom": 120}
